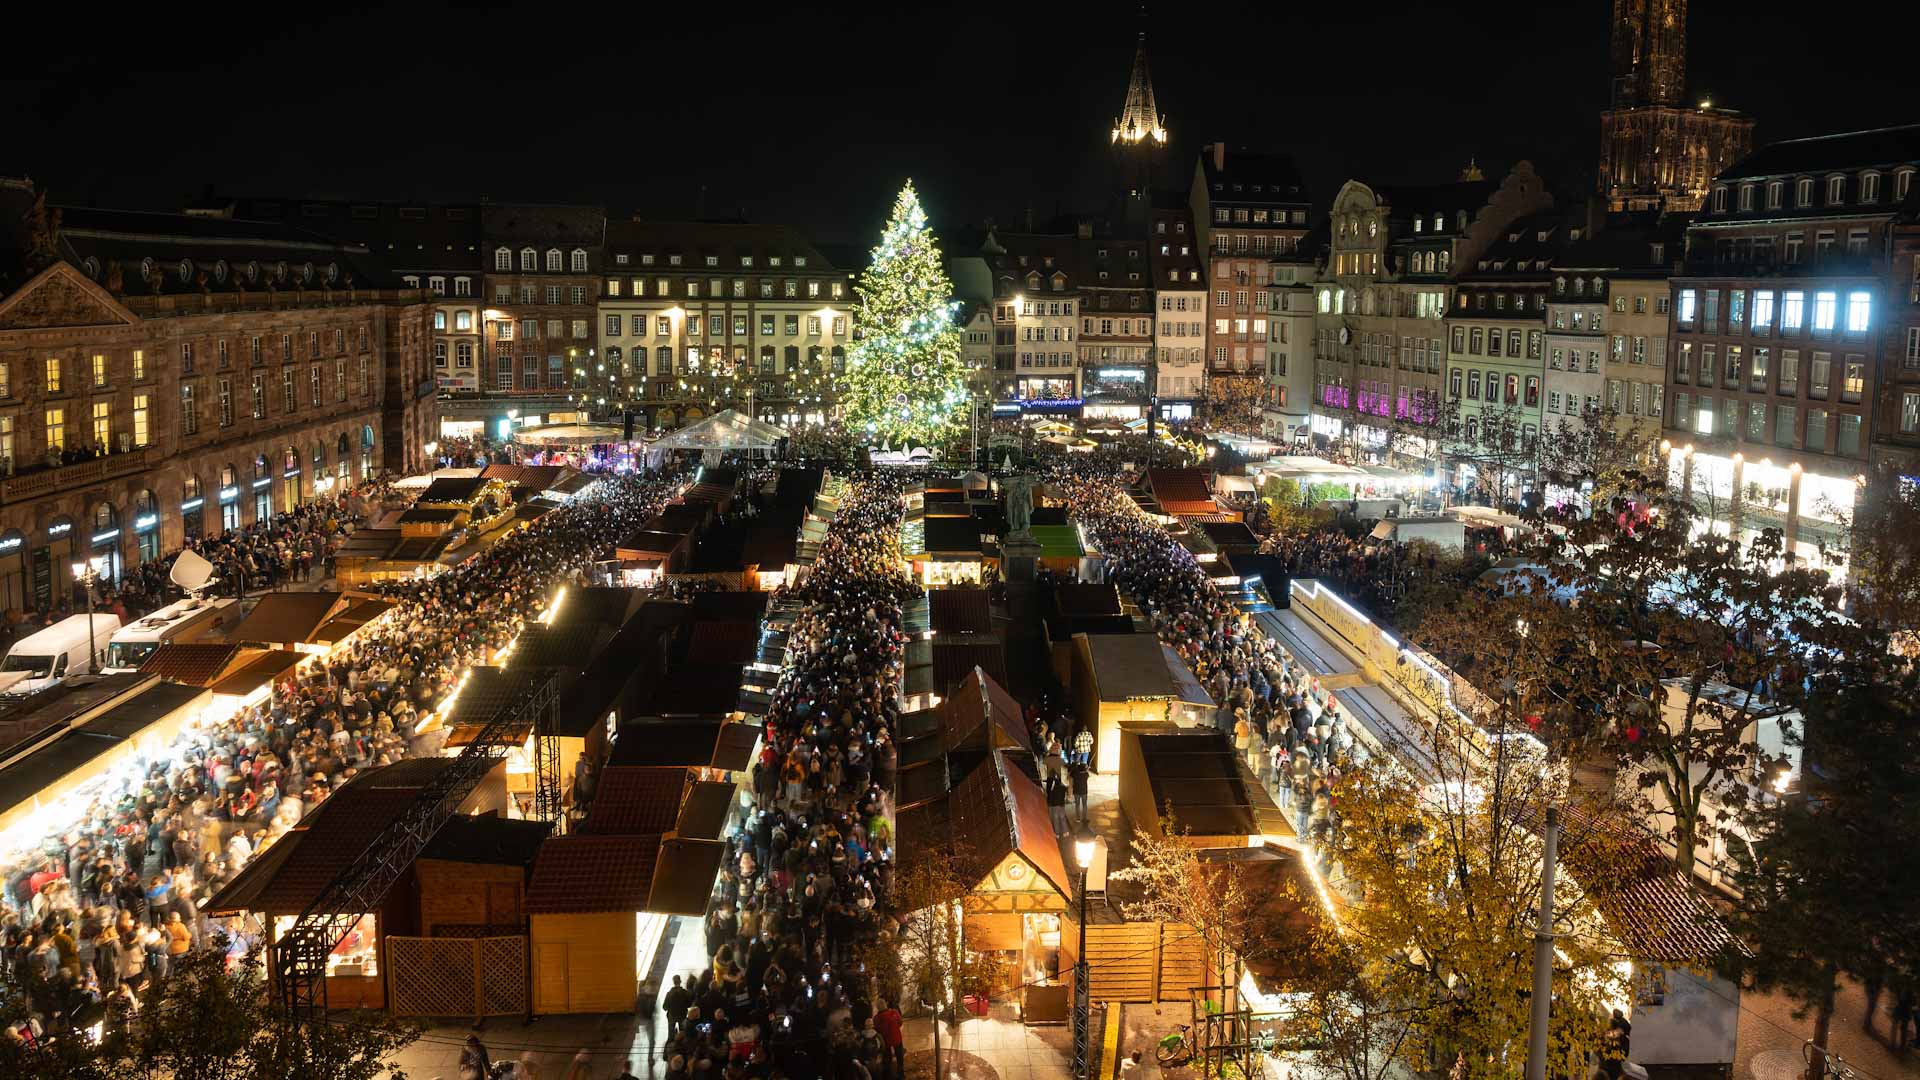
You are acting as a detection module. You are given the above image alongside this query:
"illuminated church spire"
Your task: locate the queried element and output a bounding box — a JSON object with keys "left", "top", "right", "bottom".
{"left": 1111, "top": 21, "right": 1166, "bottom": 146}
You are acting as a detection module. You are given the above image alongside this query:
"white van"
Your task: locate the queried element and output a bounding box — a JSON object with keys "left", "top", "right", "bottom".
{"left": 103, "top": 596, "right": 240, "bottom": 672}
{"left": 0, "top": 612, "right": 125, "bottom": 695}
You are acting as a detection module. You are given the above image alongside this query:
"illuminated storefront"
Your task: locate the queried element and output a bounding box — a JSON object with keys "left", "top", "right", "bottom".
{"left": 1664, "top": 445, "right": 1857, "bottom": 577}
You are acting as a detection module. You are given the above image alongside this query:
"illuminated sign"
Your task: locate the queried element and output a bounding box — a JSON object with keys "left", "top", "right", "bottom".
{"left": 181, "top": 497, "right": 205, "bottom": 512}
{"left": 1020, "top": 397, "right": 1083, "bottom": 411}
{"left": 46, "top": 522, "right": 72, "bottom": 538}
{"left": 283, "top": 467, "right": 301, "bottom": 478}
{"left": 1096, "top": 368, "right": 1146, "bottom": 380}
{"left": 251, "top": 478, "right": 272, "bottom": 489}
{"left": 134, "top": 514, "right": 159, "bottom": 531}
{"left": 91, "top": 529, "right": 121, "bottom": 544}
{"left": 991, "top": 402, "right": 1023, "bottom": 417}
{"left": 0, "top": 537, "right": 21, "bottom": 553}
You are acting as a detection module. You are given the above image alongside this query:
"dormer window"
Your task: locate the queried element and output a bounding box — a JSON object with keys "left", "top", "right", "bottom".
{"left": 1573, "top": 278, "right": 1585, "bottom": 296}
{"left": 1896, "top": 169, "right": 1915, "bottom": 201}
{"left": 1535, "top": 230, "right": 1547, "bottom": 242}
{"left": 1712, "top": 186, "right": 1728, "bottom": 212}
{"left": 1861, "top": 172, "right": 1881, "bottom": 203}
{"left": 570, "top": 249, "right": 587, "bottom": 272}
{"left": 1433, "top": 213, "right": 1444, "bottom": 232}
{"left": 494, "top": 247, "right": 512, "bottom": 271}
{"left": 1477, "top": 260, "right": 1489, "bottom": 271}
{"left": 1413, "top": 218, "right": 1423, "bottom": 233}
{"left": 614, "top": 253, "right": 628, "bottom": 265}
{"left": 177, "top": 259, "right": 192, "bottom": 282}
{"left": 642, "top": 254, "right": 656, "bottom": 266}
{"left": 545, "top": 248, "right": 562, "bottom": 272}
{"left": 1650, "top": 243, "right": 1666, "bottom": 263}
{"left": 704, "top": 255, "right": 718, "bottom": 267}
{"left": 1826, "top": 175, "right": 1846, "bottom": 204}
{"left": 1766, "top": 181, "right": 1784, "bottom": 209}
{"left": 741, "top": 256, "right": 753, "bottom": 267}
{"left": 669, "top": 254, "right": 682, "bottom": 265}
{"left": 794, "top": 257, "right": 807, "bottom": 267}
{"left": 1738, "top": 184, "right": 1755, "bottom": 211}
{"left": 519, "top": 247, "right": 536, "bottom": 271}
{"left": 1796, "top": 178, "right": 1814, "bottom": 206}
{"left": 1555, "top": 276, "right": 1567, "bottom": 293}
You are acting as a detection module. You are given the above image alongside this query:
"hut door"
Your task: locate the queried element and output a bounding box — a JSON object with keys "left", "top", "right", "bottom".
{"left": 534, "top": 943, "right": 569, "bottom": 1013}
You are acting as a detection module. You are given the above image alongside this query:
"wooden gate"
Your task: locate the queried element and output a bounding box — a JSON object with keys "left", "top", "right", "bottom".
{"left": 387, "top": 935, "right": 528, "bottom": 1019}
{"left": 1083, "top": 921, "right": 1205, "bottom": 1002}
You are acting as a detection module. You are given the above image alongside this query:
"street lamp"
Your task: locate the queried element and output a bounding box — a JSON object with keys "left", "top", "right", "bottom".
{"left": 70, "top": 554, "right": 109, "bottom": 672}
{"left": 1072, "top": 824, "right": 1098, "bottom": 1080}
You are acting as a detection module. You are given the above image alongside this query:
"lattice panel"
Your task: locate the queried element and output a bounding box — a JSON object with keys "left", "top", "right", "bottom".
{"left": 388, "top": 937, "right": 477, "bottom": 1018}
{"left": 478, "top": 936, "right": 528, "bottom": 1016}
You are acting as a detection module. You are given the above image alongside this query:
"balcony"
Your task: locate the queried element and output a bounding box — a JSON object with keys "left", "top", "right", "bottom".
{"left": 1, "top": 445, "right": 161, "bottom": 506}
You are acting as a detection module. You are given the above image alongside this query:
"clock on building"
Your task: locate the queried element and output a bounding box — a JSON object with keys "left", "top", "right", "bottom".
{"left": 1339, "top": 326, "right": 1352, "bottom": 345}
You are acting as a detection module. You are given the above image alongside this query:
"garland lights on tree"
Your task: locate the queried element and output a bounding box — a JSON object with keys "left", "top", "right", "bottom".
{"left": 839, "top": 180, "right": 970, "bottom": 448}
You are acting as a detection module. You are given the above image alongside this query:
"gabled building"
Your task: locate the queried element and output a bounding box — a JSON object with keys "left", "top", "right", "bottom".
{"left": 1547, "top": 215, "right": 1683, "bottom": 444}
{"left": 1078, "top": 234, "right": 1156, "bottom": 422}
{"left": 1314, "top": 163, "right": 1552, "bottom": 462}
{"left": 1149, "top": 201, "right": 1208, "bottom": 419}
{"left": 979, "top": 229, "right": 1084, "bottom": 410}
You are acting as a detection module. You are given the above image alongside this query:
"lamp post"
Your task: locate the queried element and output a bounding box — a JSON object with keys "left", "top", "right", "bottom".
{"left": 70, "top": 554, "right": 108, "bottom": 672}
{"left": 1072, "top": 824, "right": 1097, "bottom": 1080}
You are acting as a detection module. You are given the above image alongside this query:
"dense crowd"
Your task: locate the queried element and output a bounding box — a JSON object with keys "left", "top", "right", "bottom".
{"left": 1048, "top": 460, "right": 1359, "bottom": 852}
{"left": 653, "top": 472, "right": 916, "bottom": 1080}
{"left": 0, "top": 470, "right": 687, "bottom": 1046}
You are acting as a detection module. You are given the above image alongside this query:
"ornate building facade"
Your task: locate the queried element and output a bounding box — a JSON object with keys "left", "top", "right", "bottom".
{"left": 1598, "top": 0, "right": 1754, "bottom": 213}
{"left": 0, "top": 178, "right": 433, "bottom": 610}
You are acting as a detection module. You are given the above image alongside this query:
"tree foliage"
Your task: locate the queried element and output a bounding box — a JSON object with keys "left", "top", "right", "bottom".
{"left": 838, "top": 181, "right": 969, "bottom": 448}
{"left": 867, "top": 847, "right": 1001, "bottom": 1078}
{"left": 0, "top": 946, "right": 419, "bottom": 1080}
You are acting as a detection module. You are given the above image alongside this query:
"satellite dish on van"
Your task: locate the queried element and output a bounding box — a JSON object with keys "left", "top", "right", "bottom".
{"left": 169, "top": 548, "right": 218, "bottom": 599}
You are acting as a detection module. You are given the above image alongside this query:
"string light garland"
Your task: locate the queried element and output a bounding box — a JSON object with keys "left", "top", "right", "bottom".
{"left": 837, "top": 180, "right": 969, "bottom": 448}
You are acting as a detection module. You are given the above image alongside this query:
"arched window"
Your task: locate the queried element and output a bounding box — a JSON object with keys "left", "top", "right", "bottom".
{"left": 569, "top": 249, "right": 587, "bottom": 273}
{"left": 283, "top": 446, "right": 298, "bottom": 473}
{"left": 519, "top": 247, "right": 537, "bottom": 271}
{"left": 1573, "top": 278, "right": 1586, "bottom": 296}
{"left": 183, "top": 476, "right": 203, "bottom": 500}
{"left": 656, "top": 346, "right": 672, "bottom": 375}
{"left": 545, "top": 249, "right": 562, "bottom": 272}
{"left": 221, "top": 464, "right": 237, "bottom": 487}
{"left": 494, "top": 247, "right": 512, "bottom": 271}
{"left": 313, "top": 443, "right": 325, "bottom": 471}
{"left": 93, "top": 503, "right": 117, "bottom": 532}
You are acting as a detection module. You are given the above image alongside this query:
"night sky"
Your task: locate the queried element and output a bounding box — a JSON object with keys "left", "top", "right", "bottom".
{"left": 9, "top": 1, "right": 1917, "bottom": 246}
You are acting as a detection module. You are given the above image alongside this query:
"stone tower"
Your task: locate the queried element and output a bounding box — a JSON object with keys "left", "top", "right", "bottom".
{"left": 1609, "top": 0, "right": 1687, "bottom": 107}
{"left": 1598, "top": 0, "right": 1753, "bottom": 213}
{"left": 1110, "top": 21, "right": 1167, "bottom": 234}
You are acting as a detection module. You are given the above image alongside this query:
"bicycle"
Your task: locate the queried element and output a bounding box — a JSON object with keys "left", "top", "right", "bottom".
{"left": 1156, "top": 1023, "right": 1196, "bottom": 1067}
{"left": 1805, "top": 1040, "right": 1862, "bottom": 1080}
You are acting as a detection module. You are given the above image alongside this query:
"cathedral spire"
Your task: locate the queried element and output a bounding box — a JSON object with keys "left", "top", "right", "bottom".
{"left": 1111, "top": 11, "right": 1166, "bottom": 146}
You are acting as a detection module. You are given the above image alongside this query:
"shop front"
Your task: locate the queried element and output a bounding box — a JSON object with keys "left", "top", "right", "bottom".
{"left": 37, "top": 517, "right": 77, "bottom": 612}
{"left": 88, "top": 504, "right": 123, "bottom": 587}
{"left": 281, "top": 447, "right": 303, "bottom": 510}
{"left": 0, "top": 530, "right": 25, "bottom": 613}
{"left": 1665, "top": 446, "right": 1859, "bottom": 579}
{"left": 132, "top": 490, "right": 160, "bottom": 565}
{"left": 169, "top": 489, "right": 196, "bottom": 551}
{"left": 1082, "top": 367, "right": 1150, "bottom": 423}
{"left": 215, "top": 469, "right": 240, "bottom": 534}
{"left": 1156, "top": 399, "right": 1197, "bottom": 423}
{"left": 251, "top": 455, "right": 273, "bottom": 524}
{"left": 898, "top": 750, "right": 1075, "bottom": 1023}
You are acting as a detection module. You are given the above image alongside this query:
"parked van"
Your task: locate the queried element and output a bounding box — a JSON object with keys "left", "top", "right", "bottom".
{"left": 103, "top": 596, "right": 240, "bottom": 672}
{"left": 0, "top": 612, "right": 125, "bottom": 695}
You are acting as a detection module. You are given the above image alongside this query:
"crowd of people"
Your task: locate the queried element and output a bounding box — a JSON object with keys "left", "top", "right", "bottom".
{"left": 1049, "top": 460, "right": 1360, "bottom": 855}
{"left": 0, "top": 470, "right": 688, "bottom": 1047}
{"left": 653, "top": 472, "right": 916, "bottom": 1080}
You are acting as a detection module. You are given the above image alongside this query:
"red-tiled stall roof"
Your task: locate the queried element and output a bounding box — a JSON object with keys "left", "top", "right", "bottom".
{"left": 524, "top": 834, "right": 662, "bottom": 914}
{"left": 929, "top": 588, "right": 994, "bottom": 635}
{"left": 1146, "top": 468, "right": 1219, "bottom": 517}
{"left": 578, "top": 766, "right": 688, "bottom": 836}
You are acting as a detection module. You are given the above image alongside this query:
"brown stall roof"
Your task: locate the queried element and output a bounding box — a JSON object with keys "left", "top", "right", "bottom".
{"left": 905, "top": 750, "right": 1070, "bottom": 899}
{"left": 1146, "top": 469, "right": 1218, "bottom": 516}
{"left": 929, "top": 588, "right": 993, "bottom": 635}
{"left": 641, "top": 664, "right": 746, "bottom": 717}
{"left": 688, "top": 590, "right": 769, "bottom": 626}
{"left": 931, "top": 640, "right": 1009, "bottom": 701}
{"left": 615, "top": 530, "right": 688, "bottom": 560}
{"left": 524, "top": 834, "right": 662, "bottom": 914}
{"left": 578, "top": 766, "right": 688, "bottom": 836}
{"left": 206, "top": 649, "right": 303, "bottom": 698}
{"left": 687, "top": 621, "right": 758, "bottom": 666}
{"left": 398, "top": 507, "right": 465, "bottom": 525}
{"left": 227, "top": 591, "right": 346, "bottom": 646}
{"left": 675, "top": 781, "right": 736, "bottom": 841}
{"left": 712, "top": 721, "right": 763, "bottom": 771}
{"left": 606, "top": 721, "right": 723, "bottom": 768}
{"left": 1133, "top": 730, "right": 1289, "bottom": 838}
{"left": 942, "top": 667, "right": 1031, "bottom": 754}
{"left": 420, "top": 814, "right": 553, "bottom": 868}
{"left": 1051, "top": 583, "right": 1124, "bottom": 619}
{"left": 648, "top": 839, "right": 726, "bottom": 915}
{"left": 416, "top": 476, "right": 490, "bottom": 504}
{"left": 140, "top": 642, "right": 255, "bottom": 687}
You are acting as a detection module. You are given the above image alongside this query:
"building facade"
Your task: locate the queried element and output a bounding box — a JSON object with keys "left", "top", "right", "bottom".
{"left": 1597, "top": 0, "right": 1754, "bottom": 213}
{"left": 982, "top": 231, "right": 1084, "bottom": 409}
{"left": 480, "top": 204, "right": 605, "bottom": 401}
{"left": 1078, "top": 234, "right": 1156, "bottom": 422}
{"left": 1263, "top": 256, "right": 1319, "bottom": 442}
{"left": 1664, "top": 125, "right": 1920, "bottom": 568}
{"left": 598, "top": 221, "right": 848, "bottom": 430}
{"left": 1551, "top": 221, "right": 1679, "bottom": 444}
{"left": 1189, "top": 145, "right": 1311, "bottom": 411}
{"left": 0, "top": 180, "right": 431, "bottom": 610}
{"left": 1149, "top": 204, "right": 1207, "bottom": 419}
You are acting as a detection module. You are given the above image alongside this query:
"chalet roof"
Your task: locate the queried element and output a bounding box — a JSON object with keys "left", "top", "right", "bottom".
{"left": 524, "top": 834, "right": 661, "bottom": 914}
{"left": 929, "top": 588, "right": 993, "bottom": 635}
{"left": 226, "top": 591, "right": 346, "bottom": 647}
{"left": 139, "top": 642, "right": 253, "bottom": 686}
{"left": 578, "top": 766, "right": 688, "bottom": 836}
{"left": 420, "top": 813, "right": 553, "bottom": 867}
{"left": 1146, "top": 469, "right": 1216, "bottom": 516}
{"left": 1132, "top": 729, "right": 1289, "bottom": 838}
{"left": 941, "top": 667, "right": 1032, "bottom": 755}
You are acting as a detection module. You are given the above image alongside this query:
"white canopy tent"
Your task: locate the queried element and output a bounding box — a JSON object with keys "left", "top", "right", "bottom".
{"left": 511, "top": 423, "right": 627, "bottom": 448}
{"left": 648, "top": 409, "right": 789, "bottom": 452}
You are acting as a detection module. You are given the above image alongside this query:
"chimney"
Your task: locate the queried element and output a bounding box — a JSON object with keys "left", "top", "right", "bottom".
{"left": 1211, "top": 143, "right": 1226, "bottom": 171}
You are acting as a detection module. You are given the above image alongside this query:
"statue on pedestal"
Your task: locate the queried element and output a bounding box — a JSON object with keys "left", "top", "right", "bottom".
{"left": 1005, "top": 474, "right": 1034, "bottom": 537}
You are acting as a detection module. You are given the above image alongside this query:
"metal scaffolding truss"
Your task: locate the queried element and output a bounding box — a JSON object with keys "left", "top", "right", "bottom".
{"left": 274, "top": 672, "right": 560, "bottom": 1023}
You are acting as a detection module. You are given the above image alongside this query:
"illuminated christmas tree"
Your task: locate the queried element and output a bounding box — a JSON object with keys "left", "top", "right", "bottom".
{"left": 839, "top": 181, "right": 969, "bottom": 448}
